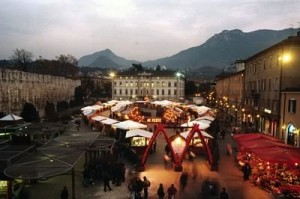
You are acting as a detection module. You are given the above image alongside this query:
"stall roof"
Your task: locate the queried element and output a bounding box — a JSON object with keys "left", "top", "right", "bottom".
{"left": 180, "top": 121, "right": 210, "bottom": 129}
{"left": 126, "top": 129, "right": 153, "bottom": 138}
{"left": 196, "top": 115, "right": 215, "bottom": 122}
{"left": 101, "top": 118, "right": 119, "bottom": 125}
{"left": 180, "top": 130, "right": 214, "bottom": 139}
{"left": 91, "top": 115, "right": 107, "bottom": 122}
{"left": 112, "top": 120, "right": 147, "bottom": 130}
{"left": 4, "top": 128, "right": 115, "bottom": 180}
{"left": 0, "top": 114, "right": 23, "bottom": 121}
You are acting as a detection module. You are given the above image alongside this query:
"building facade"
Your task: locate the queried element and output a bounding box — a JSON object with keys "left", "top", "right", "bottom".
{"left": 281, "top": 89, "right": 300, "bottom": 147}
{"left": 244, "top": 32, "right": 300, "bottom": 139}
{"left": 215, "top": 70, "right": 245, "bottom": 127}
{"left": 0, "top": 68, "right": 81, "bottom": 116}
{"left": 111, "top": 70, "right": 185, "bottom": 101}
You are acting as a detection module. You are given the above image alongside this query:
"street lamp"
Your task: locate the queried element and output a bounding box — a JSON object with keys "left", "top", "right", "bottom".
{"left": 110, "top": 72, "right": 115, "bottom": 99}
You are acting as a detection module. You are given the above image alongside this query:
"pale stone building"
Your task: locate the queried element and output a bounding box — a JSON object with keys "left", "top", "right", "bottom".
{"left": 111, "top": 70, "right": 185, "bottom": 101}
{"left": 0, "top": 68, "right": 81, "bottom": 116}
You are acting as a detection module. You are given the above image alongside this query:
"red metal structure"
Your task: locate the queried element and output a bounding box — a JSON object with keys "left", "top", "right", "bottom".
{"left": 183, "top": 124, "right": 213, "bottom": 165}
{"left": 139, "top": 123, "right": 213, "bottom": 171}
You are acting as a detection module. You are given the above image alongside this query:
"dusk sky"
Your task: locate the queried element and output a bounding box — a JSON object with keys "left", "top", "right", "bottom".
{"left": 0, "top": 0, "right": 299, "bottom": 62}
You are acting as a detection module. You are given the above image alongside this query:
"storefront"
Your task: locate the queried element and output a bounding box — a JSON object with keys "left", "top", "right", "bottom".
{"left": 126, "top": 129, "right": 153, "bottom": 155}
{"left": 285, "top": 123, "right": 299, "bottom": 147}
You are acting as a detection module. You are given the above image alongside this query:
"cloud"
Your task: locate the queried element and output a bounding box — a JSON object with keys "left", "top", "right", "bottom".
{"left": 0, "top": 0, "right": 299, "bottom": 61}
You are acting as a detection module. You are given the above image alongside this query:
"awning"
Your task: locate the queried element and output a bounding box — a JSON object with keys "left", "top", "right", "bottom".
{"left": 101, "top": 118, "right": 119, "bottom": 125}
{"left": 181, "top": 130, "right": 214, "bottom": 139}
{"left": 112, "top": 120, "right": 147, "bottom": 130}
{"left": 91, "top": 115, "right": 107, "bottom": 122}
{"left": 180, "top": 121, "right": 210, "bottom": 129}
{"left": 0, "top": 114, "right": 23, "bottom": 121}
{"left": 196, "top": 115, "right": 215, "bottom": 122}
{"left": 126, "top": 129, "right": 153, "bottom": 138}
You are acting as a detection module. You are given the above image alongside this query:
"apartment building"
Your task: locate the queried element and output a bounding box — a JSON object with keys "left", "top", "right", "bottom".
{"left": 111, "top": 70, "right": 185, "bottom": 101}
{"left": 281, "top": 89, "right": 300, "bottom": 147}
{"left": 244, "top": 31, "right": 300, "bottom": 139}
{"left": 215, "top": 70, "right": 245, "bottom": 126}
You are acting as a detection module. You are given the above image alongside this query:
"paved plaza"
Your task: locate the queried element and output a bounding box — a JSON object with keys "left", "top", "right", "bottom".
{"left": 25, "top": 112, "right": 274, "bottom": 199}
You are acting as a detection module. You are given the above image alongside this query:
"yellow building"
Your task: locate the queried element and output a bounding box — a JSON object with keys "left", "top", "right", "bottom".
{"left": 281, "top": 89, "right": 300, "bottom": 147}
{"left": 244, "top": 31, "right": 300, "bottom": 139}
{"left": 215, "top": 70, "right": 244, "bottom": 126}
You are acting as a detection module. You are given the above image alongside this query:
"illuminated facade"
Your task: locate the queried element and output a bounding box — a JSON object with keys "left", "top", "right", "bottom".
{"left": 281, "top": 89, "right": 300, "bottom": 147}
{"left": 111, "top": 70, "right": 185, "bottom": 101}
{"left": 244, "top": 31, "right": 300, "bottom": 139}
{"left": 215, "top": 70, "right": 245, "bottom": 126}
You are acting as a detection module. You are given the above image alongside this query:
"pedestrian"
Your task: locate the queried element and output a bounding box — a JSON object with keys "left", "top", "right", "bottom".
{"left": 102, "top": 171, "right": 112, "bottom": 192}
{"left": 179, "top": 171, "right": 188, "bottom": 193}
{"left": 220, "top": 187, "right": 229, "bottom": 199}
{"left": 157, "top": 183, "right": 165, "bottom": 199}
{"left": 242, "top": 162, "right": 252, "bottom": 181}
{"left": 165, "top": 144, "right": 170, "bottom": 155}
{"left": 143, "top": 176, "right": 151, "bottom": 198}
{"left": 60, "top": 186, "right": 68, "bottom": 199}
{"left": 134, "top": 177, "right": 144, "bottom": 199}
{"left": 167, "top": 184, "right": 177, "bottom": 199}
{"left": 220, "top": 129, "right": 225, "bottom": 139}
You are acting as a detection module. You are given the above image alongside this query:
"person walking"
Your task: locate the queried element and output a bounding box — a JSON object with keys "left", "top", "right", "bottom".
{"left": 242, "top": 162, "right": 252, "bottom": 181}
{"left": 220, "top": 187, "right": 229, "bottom": 199}
{"left": 157, "top": 183, "right": 165, "bottom": 199}
{"left": 102, "top": 171, "right": 112, "bottom": 192}
{"left": 143, "top": 176, "right": 151, "bottom": 198}
{"left": 167, "top": 184, "right": 177, "bottom": 199}
{"left": 179, "top": 171, "right": 188, "bottom": 193}
{"left": 60, "top": 186, "right": 68, "bottom": 199}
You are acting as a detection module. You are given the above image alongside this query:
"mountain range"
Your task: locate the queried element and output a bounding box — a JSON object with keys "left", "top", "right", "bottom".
{"left": 78, "top": 28, "right": 296, "bottom": 70}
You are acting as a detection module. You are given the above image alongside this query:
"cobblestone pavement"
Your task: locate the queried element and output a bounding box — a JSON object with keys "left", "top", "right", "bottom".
{"left": 26, "top": 113, "right": 274, "bottom": 199}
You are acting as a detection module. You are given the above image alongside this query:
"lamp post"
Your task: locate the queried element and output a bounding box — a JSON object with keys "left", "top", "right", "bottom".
{"left": 110, "top": 72, "right": 115, "bottom": 99}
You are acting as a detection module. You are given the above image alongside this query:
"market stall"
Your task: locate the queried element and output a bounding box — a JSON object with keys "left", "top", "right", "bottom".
{"left": 233, "top": 134, "right": 300, "bottom": 198}
{"left": 125, "top": 129, "right": 153, "bottom": 154}
{"left": 112, "top": 120, "right": 147, "bottom": 141}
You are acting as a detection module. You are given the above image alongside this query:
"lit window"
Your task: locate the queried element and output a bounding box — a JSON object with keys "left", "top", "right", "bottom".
{"left": 288, "top": 98, "right": 296, "bottom": 114}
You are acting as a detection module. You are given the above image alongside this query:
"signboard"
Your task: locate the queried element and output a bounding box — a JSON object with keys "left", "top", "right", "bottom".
{"left": 145, "top": 118, "right": 162, "bottom": 123}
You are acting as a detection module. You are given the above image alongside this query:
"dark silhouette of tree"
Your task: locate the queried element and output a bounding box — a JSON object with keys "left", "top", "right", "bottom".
{"left": 20, "top": 103, "right": 40, "bottom": 122}
{"left": 74, "top": 86, "right": 85, "bottom": 106}
{"left": 155, "top": 65, "right": 161, "bottom": 71}
{"left": 185, "top": 81, "right": 197, "bottom": 97}
{"left": 10, "top": 48, "right": 33, "bottom": 72}
{"left": 45, "top": 101, "right": 58, "bottom": 122}
{"left": 56, "top": 54, "right": 78, "bottom": 66}
{"left": 132, "top": 63, "right": 143, "bottom": 71}
{"left": 30, "top": 59, "right": 79, "bottom": 77}
{"left": 57, "top": 101, "right": 69, "bottom": 112}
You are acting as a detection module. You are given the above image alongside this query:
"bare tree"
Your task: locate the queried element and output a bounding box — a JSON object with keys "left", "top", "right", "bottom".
{"left": 10, "top": 48, "right": 33, "bottom": 71}
{"left": 56, "top": 54, "right": 78, "bottom": 66}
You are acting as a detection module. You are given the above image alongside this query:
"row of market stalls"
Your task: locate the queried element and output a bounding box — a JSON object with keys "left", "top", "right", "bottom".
{"left": 81, "top": 100, "right": 217, "bottom": 171}
{"left": 233, "top": 133, "right": 300, "bottom": 198}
